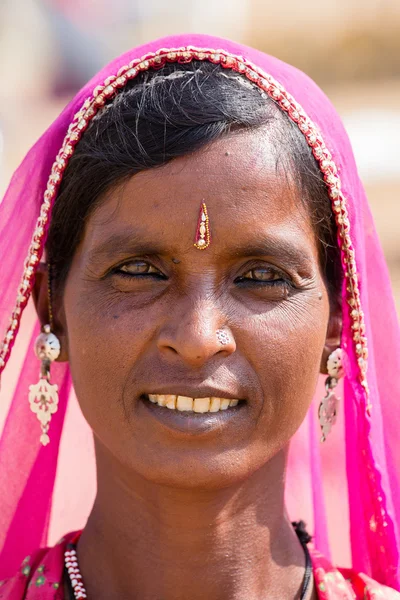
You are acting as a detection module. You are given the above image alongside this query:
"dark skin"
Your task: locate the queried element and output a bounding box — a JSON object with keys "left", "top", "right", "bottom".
{"left": 35, "top": 129, "right": 341, "bottom": 600}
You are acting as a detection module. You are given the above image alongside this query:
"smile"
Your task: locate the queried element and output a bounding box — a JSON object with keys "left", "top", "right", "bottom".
{"left": 144, "top": 394, "right": 241, "bottom": 413}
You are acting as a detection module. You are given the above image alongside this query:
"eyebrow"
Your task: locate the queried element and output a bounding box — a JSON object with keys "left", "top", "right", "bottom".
{"left": 86, "top": 229, "right": 313, "bottom": 270}
{"left": 223, "top": 239, "right": 313, "bottom": 269}
{"left": 86, "top": 231, "right": 169, "bottom": 265}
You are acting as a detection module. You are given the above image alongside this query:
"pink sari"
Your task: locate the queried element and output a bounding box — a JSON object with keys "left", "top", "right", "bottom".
{"left": 0, "top": 34, "right": 399, "bottom": 594}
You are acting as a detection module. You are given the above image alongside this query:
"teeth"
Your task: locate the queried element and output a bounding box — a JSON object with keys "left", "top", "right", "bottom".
{"left": 177, "top": 396, "right": 193, "bottom": 411}
{"left": 163, "top": 394, "right": 176, "bottom": 407}
{"left": 209, "top": 397, "right": 221, "bottom": 412}
{"left": 193, "top": 398, "right": 210, "bottom": 413}
{"left": 166, "top": 396, "right": 176, "bottom": 409}
{"left": 146, "top": 395, "right": 241, "bottom": 413}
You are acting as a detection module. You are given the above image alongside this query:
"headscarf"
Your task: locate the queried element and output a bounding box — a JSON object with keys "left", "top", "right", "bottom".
{"left": 0, "top": 34, "right": 399, "bottom": 589}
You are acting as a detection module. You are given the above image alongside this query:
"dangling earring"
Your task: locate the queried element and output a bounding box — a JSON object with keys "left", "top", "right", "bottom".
{"left": 29, "top": 324, "right": 61, "bottom": 446}
{"left": 318, "top": 348, "right": 343, "bottom": 442}
{"left": 29, "top": 263, "right": 60, "bottom": 446}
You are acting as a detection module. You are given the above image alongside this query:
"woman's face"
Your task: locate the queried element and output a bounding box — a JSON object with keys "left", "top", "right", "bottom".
{"left": 61, "top": 129, "right": 332, "bottom": 488}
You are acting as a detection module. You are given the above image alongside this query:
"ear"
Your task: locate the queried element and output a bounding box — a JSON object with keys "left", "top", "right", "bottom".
{"left": 32, "top": 263, "right": 69, "bottom": 362}
{"left": 320, "top": 307, "right": 342, "bottom": 375}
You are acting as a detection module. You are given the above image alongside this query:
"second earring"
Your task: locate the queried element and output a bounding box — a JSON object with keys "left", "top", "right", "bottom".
{"left": 318, "top": 348, "right": 343, "bottom": 442}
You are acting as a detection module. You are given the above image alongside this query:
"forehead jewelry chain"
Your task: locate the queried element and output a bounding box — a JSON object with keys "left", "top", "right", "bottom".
{"left": 194, "top": 202, "right": 211, "bottom": 250}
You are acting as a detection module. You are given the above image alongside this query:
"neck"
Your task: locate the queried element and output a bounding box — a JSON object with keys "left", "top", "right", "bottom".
{"left": 78, "top": 442, "right": 310, "bottom": 600}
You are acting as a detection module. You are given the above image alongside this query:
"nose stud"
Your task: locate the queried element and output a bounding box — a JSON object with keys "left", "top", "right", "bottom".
{"left": 216, "top": 329, "right": 231, "bottom": 346}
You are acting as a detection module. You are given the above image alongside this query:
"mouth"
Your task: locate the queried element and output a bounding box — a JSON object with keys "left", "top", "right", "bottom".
{"left": 142, "top": 394, "right": 243, "bottom": 413}
{"left": 138, "top": 392, "right": 247, "bottom": 435}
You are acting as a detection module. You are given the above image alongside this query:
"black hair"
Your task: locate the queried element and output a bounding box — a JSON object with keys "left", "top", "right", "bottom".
{"left": 46, "top": 61, "right": 341, "bottom": 305}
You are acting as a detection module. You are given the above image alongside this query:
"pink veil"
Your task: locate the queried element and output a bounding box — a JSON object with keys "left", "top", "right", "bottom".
{"left": 0, "top": 34, "right": 399, "bottom": 589}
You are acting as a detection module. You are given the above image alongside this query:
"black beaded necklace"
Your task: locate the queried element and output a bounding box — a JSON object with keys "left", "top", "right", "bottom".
{"left": 65, "top": 521, "right": 313, "bottom": 599}
{"left": 293, "top": 520, "right": 313, "bottom": 599}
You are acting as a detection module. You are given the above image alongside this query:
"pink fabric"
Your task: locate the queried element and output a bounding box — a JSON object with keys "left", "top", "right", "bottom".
{"left": 0, "top": 532, "right": 399, "bottom": 599}
{"left": 0, "top": 34, "right": 399, "bottom": 589}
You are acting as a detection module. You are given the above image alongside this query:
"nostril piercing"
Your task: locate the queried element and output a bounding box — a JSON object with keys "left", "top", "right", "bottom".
{"left": 216, "top": 329, "right": 231, "bottom": 346}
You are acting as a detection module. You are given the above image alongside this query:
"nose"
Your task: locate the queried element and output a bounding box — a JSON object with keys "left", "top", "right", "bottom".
{"left": 157, "top": 300, "right": 236, "bottom": 368}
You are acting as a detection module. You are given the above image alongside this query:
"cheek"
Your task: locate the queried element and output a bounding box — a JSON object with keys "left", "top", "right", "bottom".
{"left": 243, "top": 292, "right": 329, "bottom": 446}
{"left": 63, "top": 283, "right": 156, "bottom": 438}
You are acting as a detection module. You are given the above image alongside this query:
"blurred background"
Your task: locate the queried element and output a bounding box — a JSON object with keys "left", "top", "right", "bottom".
{"left": 0, "top": 0, "right": 399, "bottom": 567}
{"left": 0, "top": 0, "right": 399, "bottom": 307}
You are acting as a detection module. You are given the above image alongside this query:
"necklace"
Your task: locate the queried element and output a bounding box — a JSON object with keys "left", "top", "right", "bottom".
{"left": 64, "top": 524, "right": 313, "bottom": 600}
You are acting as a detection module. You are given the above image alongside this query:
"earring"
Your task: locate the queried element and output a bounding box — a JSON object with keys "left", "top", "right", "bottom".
{"left": 29, "top": 324, "right": 61, "bottom": 446}
{"left": 318, "top": 348, "right": 343, "bottom": 442}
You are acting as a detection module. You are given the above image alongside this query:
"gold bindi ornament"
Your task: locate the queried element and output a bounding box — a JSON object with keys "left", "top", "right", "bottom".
{"left": 194, "top": 202, "right": 211, "bottom": 250}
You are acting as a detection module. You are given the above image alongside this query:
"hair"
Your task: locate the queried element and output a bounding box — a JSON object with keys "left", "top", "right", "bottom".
{"left": 46, "top": 61, "right": 341, "bottom": 306}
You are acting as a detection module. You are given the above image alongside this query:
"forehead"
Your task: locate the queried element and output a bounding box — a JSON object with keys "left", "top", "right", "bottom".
{"left": 84, "top": 128, "right": 317, "bottom": 259}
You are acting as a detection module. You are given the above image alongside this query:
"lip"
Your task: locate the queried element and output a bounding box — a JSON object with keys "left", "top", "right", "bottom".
{"left": 139, "top": 396, "right": 247, "bottom": 435}
{"left": 140, "top": 385, "right": 245, "bottom": 402}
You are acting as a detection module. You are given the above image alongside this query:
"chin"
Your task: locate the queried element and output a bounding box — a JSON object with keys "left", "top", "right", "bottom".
{"left": 109, "top": 437, "right": 287, "bottom": 492}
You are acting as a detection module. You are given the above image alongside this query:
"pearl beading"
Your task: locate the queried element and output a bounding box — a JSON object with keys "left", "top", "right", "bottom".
{"left": 0, "top": 45, "right": 392, "bottom": 583}
{"left": 65, "top": 548, "right": 87, "bottom": 599}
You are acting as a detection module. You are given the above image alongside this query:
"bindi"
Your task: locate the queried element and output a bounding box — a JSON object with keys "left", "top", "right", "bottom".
{"left": 193, "top": 202, "right": 211, "bottom": 250}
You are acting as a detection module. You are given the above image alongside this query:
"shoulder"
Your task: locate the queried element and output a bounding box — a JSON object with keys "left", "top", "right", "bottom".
{"left": 310, "top": 548, "right": 400, "bottom": 599}
{"left": 0, "top": 532, "right": 79, "bottom": 599}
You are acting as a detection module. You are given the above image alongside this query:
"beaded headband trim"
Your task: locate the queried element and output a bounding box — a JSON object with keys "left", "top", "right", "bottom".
{"left": 1, "top": 45, "right": 389, "bottom": 569}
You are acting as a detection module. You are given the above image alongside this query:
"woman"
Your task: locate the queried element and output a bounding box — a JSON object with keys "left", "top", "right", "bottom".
{"left": 0, "top": 34, "right": 399, "bottom": 599}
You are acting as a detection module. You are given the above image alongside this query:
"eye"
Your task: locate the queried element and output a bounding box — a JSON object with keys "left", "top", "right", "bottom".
{"left": 241, "top": 267, "right": 285, "bottom": 283}
{"left": 115, "top": 260, "right": 164, "bottom": 278}
{"left": 234, "top": 264, "right": 295, "bottom": 298}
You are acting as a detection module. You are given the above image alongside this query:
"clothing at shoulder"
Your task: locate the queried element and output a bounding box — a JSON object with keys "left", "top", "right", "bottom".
{"left": 0, "top": 534, "right": 67, "bottom": 600}
{"left": 0, "top": 534, "right": 399, "bottom": 599}
{"left": 310, "top": 548, "right": 400, "bottom": 599}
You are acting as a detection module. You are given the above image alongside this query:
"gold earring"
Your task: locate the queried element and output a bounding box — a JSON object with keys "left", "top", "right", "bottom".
{"left": 29, "top": 324, "right": 61, "bottom": 446}
{"left": 318, "top": 348, "right": 343, "bottom": 442}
